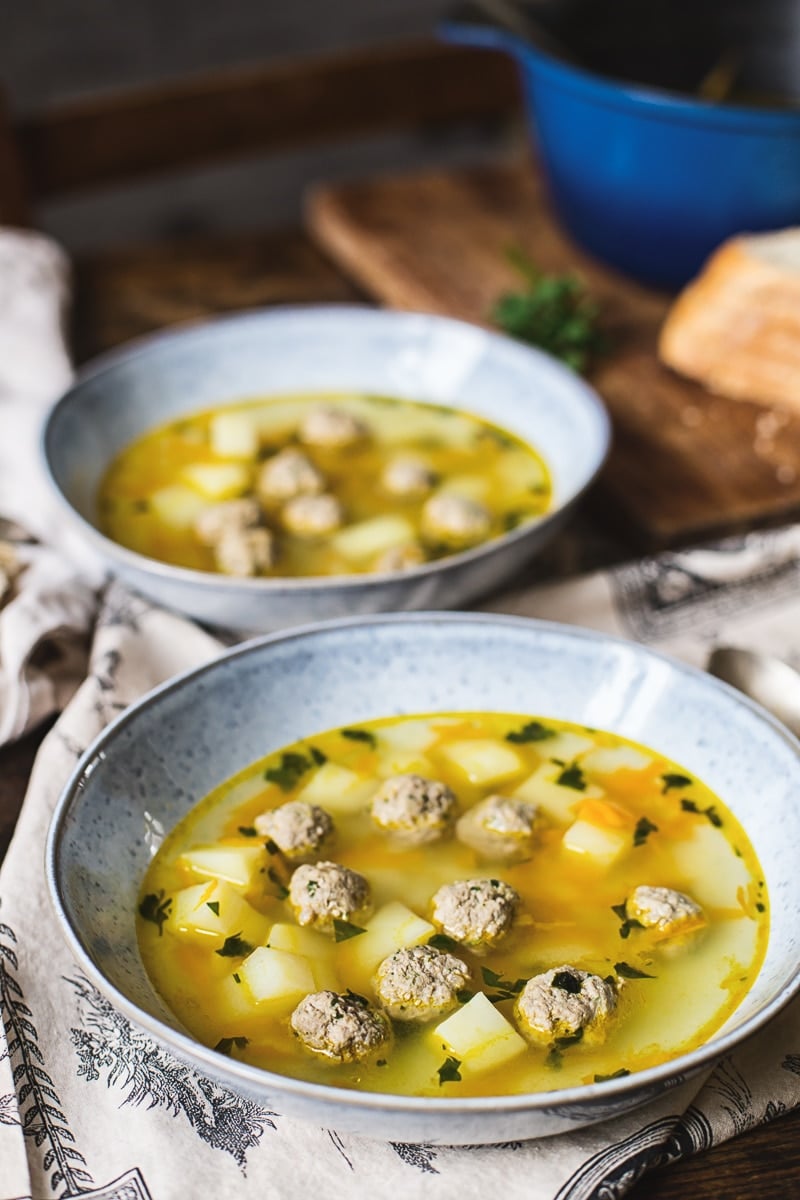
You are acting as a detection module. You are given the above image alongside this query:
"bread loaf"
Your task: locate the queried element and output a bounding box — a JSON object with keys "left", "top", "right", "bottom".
{"left": 658, "top": 229, "right": 800, "bottom": 411}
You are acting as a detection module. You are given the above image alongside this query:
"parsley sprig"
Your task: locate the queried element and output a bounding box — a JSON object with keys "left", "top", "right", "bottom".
{"left": 491, "top": 249, "right": 606, "bottom": 374}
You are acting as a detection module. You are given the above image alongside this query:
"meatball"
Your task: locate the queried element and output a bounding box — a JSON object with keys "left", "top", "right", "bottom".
{"left": 420, "top": 493, "right": 492, "bottom": 547}
{"left": 288, "top": 861, "right": 371, "bottom": 932}
{"left": 254, "top": 800, "right": 334, "bottom": 862}
{"left": 374, "top": 542, "right": 426, "bottom": 573}
{"left": 374, "top": 945, "right": 470, "bottom": 1022}
{"left": 382, "top": 455, "right": 438, "bottom": 498}
{"left": 431, "top": 878, "right": 519, "bottom": 951}
{"left": 213, "top": 526, "right": 275, "bottom": 577}
{"left": 257, "top": 449, "right": 325, "bottom": 504}
{"left": 298, "top": 406, "right": 369, "bottom": 448}
{"left": 194, "top": 497, "right": 262, "bottom": 545}
{"left": 281, "top": 493, "right": 343, "bottom": 536}
{"left": 515, "top": 965, "right": 617, "bottom": 1046}
{"left": 371, "top": 773, "right": 459, "bottom": 845}
{"left": 291, "top": 990, "right": 390, "bottom": 1062}
{"left": 456, "top": 794, "right": 538, "bottom": 862}
{"left": 626, "top": 886, "right": 705, "bottom": 937}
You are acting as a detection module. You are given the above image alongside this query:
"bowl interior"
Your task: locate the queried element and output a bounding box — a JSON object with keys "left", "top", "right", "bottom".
{"left": 50, "top": 615, "right": 800, "bottom": 1087}
{"left": 43, "top": 307, "right": 608, "bottom": 540}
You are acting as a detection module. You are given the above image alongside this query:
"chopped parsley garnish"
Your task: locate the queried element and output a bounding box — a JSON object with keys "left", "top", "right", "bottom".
{"left": 376, "top": 1059, "right": 388, "bottom": 1067}
{"left": 490, "top": 249, "right": 605, "bottom": 374}
{"left": 428, "top": 933, "right": 460, "bottom": 952}
{"left": 238, "top": 825, "right": 257, "bottom": 837}
{"left": 138, "top": 891, "right": 172, "bottom": 936}
{"left": 265, "top": 838, "right": 280, "bottom": 856}
{"left": 594, "top": 1068, "right": 630, "bottom": 1083}
{"left": 661, "top": 772, "right": 692, "bottom": 794}
{"left": 206, "top": 901, "right": 220, "bottom": 916}
{"left": 310, "top": 746, "right": 327, "bottom": 765}
{"left": 756, "top": 902, "right": 765, "bottom": 913}
{"left": 611, "top": 901, "right": 643, "bottom": 940}
{"left": 546, "top": 1029, "right": 584, "bottom": 1068}
{"left": 680, "top": 798, "right": 723, "bottom": 827}
{"left": 506, "top": 720, "right": 554, "bottom": 744}
{"left": 267, "top": 867, "right": 289, "bottom": 899}
{"left": 306, "top": 879, "right": 319, "bottom": 895}
{"left": 633, "top": 816, "right": 658, "bottom": 847}
{"left": 437, "top": 1056, "right": 462, "bottom": 1085}
{"left": 214, "top": 1036, "right": 249, "bottom": 1056}
{"left": 481, "top": 966, "right": 526, "bottom": 1000}
{"left": 232, "top": 973, "right": 241, "bottom": 984}
{"left": 456, "top": 989, "right": 475, "bottom": 1005}
{"left": 340, "top": 728, "right": 376, "bottom": 748}
{"left": 216, "top": 933, "right": 254, "bottom": 958}
{"left": 265, "top": 751, "right": 311, "bottom": 792}
{"left": 551, "top": 970, "right": 582, "bottom": 994}
{"left": 333, "top": 919, "right": 367, "bottom": 943}
{"left": 503, "top": 511, "right": 527, "bottom": 531}
{"left": 614, "top": 961, "right": 656, "bottom": 979}
{"left": 344, "top": 989, "right": 370, "bottom": 1006}
{"left": 555, "top": 761, "right": 587, "bottom": 791}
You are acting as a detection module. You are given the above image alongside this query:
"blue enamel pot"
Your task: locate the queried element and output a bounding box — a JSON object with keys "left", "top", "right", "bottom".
{"left": 442, "top": 4, "right": 800, "bottom": 288}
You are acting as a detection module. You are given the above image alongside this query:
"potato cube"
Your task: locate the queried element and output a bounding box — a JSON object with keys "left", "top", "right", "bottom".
{"left": 581, "top": 746, "right": 653, "bottom": 776}
{"left": 339, "top": 901, "right": 435, "bottom": 986}
{"left": 332, "top": 515, "right": 416, "bottom": 562}
{"left": 181, "top": 462, "right": 251, "bottom": 499}
{"left": 167, "top": 879, "right": 260, "bottom": 948}
{"left": 378, "top": 720, "right": 437, "bottom": 755}
{"left": 266, "top": 922, "right": 335, "bottom": 964}
{"left": 149, "top": 484, "right": 208, "bottom": 530}
{"left": 209, "top": 411, "right": 260, "bottom": 459}
{"left": 217, "top": 969, "right": 259, "bottom": 1022}
{"left": 295, "top": 761, "right": 375, "bottom": 814}
{"left": 438, "top": 739, "right": 523, "bottom": 786}
{"left": 238, "top": 946, "right": 316, "bottom": 1010}
{"left": 514, "top": 763, "right": 604, "bottom": 824}
{"left": 178, "top": 844, "right": 264, "bottom": 889}
{"left": 562, "top": 818, "right": 630, "bottom": 866}
{"left": 433, "top": 992, "right": 526, "bottom": 1074}
{"left": 541, "top": 732, "right": 595, "bottom": 762}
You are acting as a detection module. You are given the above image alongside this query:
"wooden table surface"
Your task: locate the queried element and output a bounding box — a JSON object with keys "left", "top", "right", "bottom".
{"left": 2, "top": 227, "right": 799, "bottom": 1200}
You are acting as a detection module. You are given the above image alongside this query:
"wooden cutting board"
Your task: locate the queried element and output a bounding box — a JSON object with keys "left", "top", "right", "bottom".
{"left": 307, "top": 162, "right": 800, "bottom": 547}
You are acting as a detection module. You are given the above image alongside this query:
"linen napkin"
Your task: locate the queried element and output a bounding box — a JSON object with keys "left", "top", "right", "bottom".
{"left": 2, "top": 228, "right": 800, "bottom": 1200}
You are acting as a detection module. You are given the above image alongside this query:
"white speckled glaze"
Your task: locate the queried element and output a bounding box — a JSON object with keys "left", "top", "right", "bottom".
{"left": 47, "top": 614, "right": 800, "bottom": 1144}
{"left": 41, "top": 306, "right": 610, "bottom": 633}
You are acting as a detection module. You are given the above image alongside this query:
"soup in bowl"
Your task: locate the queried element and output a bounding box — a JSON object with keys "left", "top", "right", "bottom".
{"left": 42, "top": 306, "right": 609, "bottom": 633}
{"left": 46, "top": 615, "right": 800, "bottom": 1143}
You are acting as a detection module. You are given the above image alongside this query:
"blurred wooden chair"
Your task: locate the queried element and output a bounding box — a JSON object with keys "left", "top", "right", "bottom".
{"left": 0, "top": 41, "right": 518, "bottom": 361}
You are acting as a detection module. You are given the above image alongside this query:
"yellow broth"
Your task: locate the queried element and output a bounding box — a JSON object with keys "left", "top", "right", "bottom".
{"left": 138, "top": 713, "right": 767, "bottom": 1097}
{"left": 98, "top": 393, "right": 552, "bottom": 577}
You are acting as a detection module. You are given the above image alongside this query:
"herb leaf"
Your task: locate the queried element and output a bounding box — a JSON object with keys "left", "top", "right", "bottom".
{"left": 310, "top": 746, "right": 327, "bottom": 765}
{"left": 456, "top": 988, "right": 475, "bottom": 1005}
{"left": 661, "top": 772, "right": 692, "bottom": 794}
{"left": 611, "top": 901, "right": 643, "bottom": 940}
{"left": 490, "top": 249, "right": 606, "bottom": 375}
{"left": 214, "top": 1036, "right": 249, "bottom": 1056}
{"left": 265, "top": 751, "right": 311, "bottom": 792}
{"left": 551, "top": 970, "right": 582, "bottom": 994}
{"left": 341, "top": 728, "right": 376, "bottom": 748}
{"left": 138, "top": 891, "right": 172, "bottom": 936}
{"left": 206, "top": 901, "right": 220, "bottom": 916}
{"left": 680, "top": 798, "right": 723, "bottom": 827}
{"left": 506, "top": 720, "right": 554, "bottom": 744}
{"left": 614, "top": 961, "right": 656, "bottom": 980}
{"left": 216, "top": 933, "right": 254, "bottom": 958}
{"left": 633, "top": 816, "right": 658, "bottom": 847}
{"left": 437, "top": 1055, "right": 462, "bottom": 1085}
{"left": 267, "top": 867, "right": 289, "bottom": 899}
{"left": 555, "top": 761, "right": 587, "bottom": 791}
{"left": 546, "top": 1028, "right": 584, "bottom": 1068}
{"left": 333, "top": 919, "right": 367, "bottom": 943}
{"left": 594, "top": 1068, "right": 630, "bottom": 1083}
{"left": 481, "top": 966, "right": 526, "bottom": 999}
{"left": 238, "top": 825, "right": 257, "bottom": 837}
{"left": 428, "top": 933, "right": 460, "bottom": 952}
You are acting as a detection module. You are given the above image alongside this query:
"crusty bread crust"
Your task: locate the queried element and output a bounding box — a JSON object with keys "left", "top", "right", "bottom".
{"left": 658, "top": 233, "right": 800, "bottom": 412}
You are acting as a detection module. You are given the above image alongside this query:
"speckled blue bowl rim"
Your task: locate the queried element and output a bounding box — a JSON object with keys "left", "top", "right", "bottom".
{"left": 40, "top": 304, "right": 611, "bottom": 595}
{"left": 46, "top": 611, "right": 800, "bottom": 1121}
